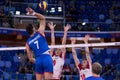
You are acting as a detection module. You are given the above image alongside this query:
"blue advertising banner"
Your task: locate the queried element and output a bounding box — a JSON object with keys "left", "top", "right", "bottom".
{"left": 0, "top": 28, "right": 120, "bottom": 38}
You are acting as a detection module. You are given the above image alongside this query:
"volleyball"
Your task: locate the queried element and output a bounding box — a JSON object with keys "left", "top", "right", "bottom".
{"left": 39, "top": 1, "right": 48, "bottom": 11}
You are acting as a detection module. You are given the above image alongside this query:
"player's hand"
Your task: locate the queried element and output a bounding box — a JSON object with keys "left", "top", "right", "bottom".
{"left": 83, "top": 34, "right": 90, "bottom": 43}
{"left": 29, "top": 58, "right": 36, "bottom": 63}
{"left": 26, "top": 7, "right": 36, "bottom": 15}
{"left": 71, "top": 38, "right": 76, "bottom": 53}
{"left": 71, "top": 38, "right": 76, "bottom": 44}
{"left": 64, "top": 24, "right": 71, "bottom": 32}
{"left": 48, "top": 22, "right": 56, "bottom": 30}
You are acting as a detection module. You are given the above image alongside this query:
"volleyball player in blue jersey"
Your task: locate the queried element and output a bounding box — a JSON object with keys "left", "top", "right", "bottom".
{"left": 25, "top": 7, "right": 53, "bottom": 80}
{"left": 86, "top": 62, "right": 104, "bottom": 80}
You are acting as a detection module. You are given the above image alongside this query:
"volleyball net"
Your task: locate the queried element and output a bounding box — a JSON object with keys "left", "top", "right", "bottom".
{"left": 0, "top": 37, "right": 120, "bottom": 80}
{"left": 0, "top": 41, "right": 119, "bottom": 51}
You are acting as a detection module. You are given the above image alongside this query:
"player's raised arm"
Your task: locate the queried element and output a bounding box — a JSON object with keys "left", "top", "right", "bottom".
{"left": 71, "top": 38, "right": 80, "bottom": 69}
{"left": 61, "top": 24, "right": 70, "bottom": 59}
{"left": 26, "top": 7, "right": 46, "bottom": 36}
{"left": 83, "top": 35, "right": 92, "bottom": 64}
{"left": 48, "top": 22, "right": 56, "bottom": 55}
{"left": 25, "top": 43, "right": 35, "bottom": 63}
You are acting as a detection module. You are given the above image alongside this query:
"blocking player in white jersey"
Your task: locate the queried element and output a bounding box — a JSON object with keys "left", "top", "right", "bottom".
{"left": 71, "top": 35, "right": 92, "bottom": 80}
{"left": 48, "top": 22, "right": 70, "bottom": 79}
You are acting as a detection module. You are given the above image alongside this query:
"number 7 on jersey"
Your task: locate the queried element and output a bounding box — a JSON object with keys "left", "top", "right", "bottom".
{"left": 34, "top": 40, "right": 39, "bottom": 49}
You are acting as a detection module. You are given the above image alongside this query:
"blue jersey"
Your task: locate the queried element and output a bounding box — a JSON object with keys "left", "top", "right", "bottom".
{"left": 86, "top": 76, "right": 104, "bottom": 80}
{"left": 27, "top": 31, "right": 50, "bottom": 57}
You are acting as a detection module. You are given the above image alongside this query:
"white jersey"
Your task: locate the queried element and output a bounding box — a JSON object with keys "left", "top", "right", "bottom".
{"left": 52, "top": 55, "right": 65, "bottom": 79}
{"left": 77, "top": 63, "right": 92, "bottom": 80}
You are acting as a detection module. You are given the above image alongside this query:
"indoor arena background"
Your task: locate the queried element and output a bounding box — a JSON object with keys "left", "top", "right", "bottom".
{"left": 0, "top": 0, "right": 120, "bottom": 80}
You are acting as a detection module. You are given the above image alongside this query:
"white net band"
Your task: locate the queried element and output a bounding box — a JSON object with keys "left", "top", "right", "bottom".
{"left": 0, "top": 42, "right": 120, "bottom": 51}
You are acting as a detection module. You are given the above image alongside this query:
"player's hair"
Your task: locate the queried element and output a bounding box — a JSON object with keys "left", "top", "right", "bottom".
{"left": 92, "top": 62, "right": 102, "bottom": 75}
{"left": 26, "top": 24, "right": 34, "bottom": 35}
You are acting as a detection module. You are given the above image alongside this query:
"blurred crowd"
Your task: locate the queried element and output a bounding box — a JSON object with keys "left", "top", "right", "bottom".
{"left": 0, "top": 0, "right": 120, "bottom": 31}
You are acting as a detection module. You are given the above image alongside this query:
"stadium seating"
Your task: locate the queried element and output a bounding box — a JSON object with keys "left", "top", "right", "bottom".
{"left": 11, "top": 73, "right": 17, "bottom": 80}
{"left": 5, "top": 61, "right": 12, "bottom": 73}
{"left": 3, "top": 72, "right": 10, "bottom": 80}
{"left": 18, "top": 73, "right": 25, "bottom": 80}
{"left": 0, "top": 0, "right": 120, "bottom": 31}
{"left": 26, "top": 74, "right": 33, "bottom": 80}
{"left": 0, "top": 61, "right": 4, "bottom": 71}
{"left": 0, "top": 0, "right": 120, "bottom": 79}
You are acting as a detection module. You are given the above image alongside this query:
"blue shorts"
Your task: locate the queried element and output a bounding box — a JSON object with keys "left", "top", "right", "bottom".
{"left": 35, "top": 54, "right": 53, "bottom": 74}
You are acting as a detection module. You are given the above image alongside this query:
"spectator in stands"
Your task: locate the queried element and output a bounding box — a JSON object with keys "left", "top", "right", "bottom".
{"left": 60, "top": 75, "right": 66, "bottom": 80}
{"left": 0, "top": 56, "right": 1, "bottom": 60}
{"left": 110, "top": 64, "right": 115, "bottom": 72}
{"left": 7, "top": 11, "right": 14, "bottom": 28}
{"left": 66, "top": 12, "right": 72, "bottom": 22}
{"left": 18, "top": 53, "right": 27, "bottom": 65}
{"left": 69, "top": 76, "right": 73, "bottom": 80}
{"left": 70, "top": 6, "right": 77, "bottom": 22}
{"left": 0, "top": 9, "right": 5, "bottom": 26}
{"left": 104, "top": 64, "right": 114, "bottom": 73}
{"left": 63, "top": 64, "right": 71, "bottom": 75}
{"left": 25, "top": 59, "right": 34, "bottom": 73}
{"left": 19, "top": 64, "right": 27, "bottom": 74}
{"left": 58, "top": 0, "right": 64, "bottom": 6}
{"left": 71, "top": 66, "right": 78, "bottom": 75}
{"left": 104, "top": 65, "right": 109, "bottom": 72}
{"left": 10, "top": 0, "right": 24, "bottom": 2}
{"left": 2, "top": 18, "right": 10, "bottom": 28}
{"left": 19, "top": 58, "right": 34, "bottom": 74}
{"left": 5, "top": 0, "right": 10, "bottom": 6}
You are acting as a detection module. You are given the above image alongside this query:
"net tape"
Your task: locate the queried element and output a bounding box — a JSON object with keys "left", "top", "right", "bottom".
{"left": 0, "top": 42, "right": 120, "bottom": 51}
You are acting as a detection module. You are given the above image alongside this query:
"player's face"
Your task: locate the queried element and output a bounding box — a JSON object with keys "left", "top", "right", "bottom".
{"left": 55, "top": 48, "right": 61, "bottom": 56}
{"left": 82, "top": 60, "right": 88, "bottom": 68}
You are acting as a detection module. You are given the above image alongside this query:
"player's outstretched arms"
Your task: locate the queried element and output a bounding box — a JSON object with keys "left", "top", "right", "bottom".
{"left": 26, "top": 43, "right": 36, "bottom": 63}
{"left": 26, "top": 7, "right": 46, "bottom": 36}
{"left": 71, "top": 38, "right": 80, "bottom": 68}
{"left": 83, "top": 35, "right": 92, "bottom": 64}
{"left": 61, "top": 24, "right": 71, "bottom": 59}
{"left": 48, "top": 22, "right": 56, "bottom": 55}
